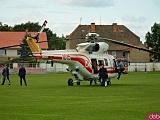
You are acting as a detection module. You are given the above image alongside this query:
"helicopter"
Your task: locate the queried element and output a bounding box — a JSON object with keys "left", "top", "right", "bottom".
{"left": 26, "top": 31, "right": 117, "bottom": 86}
{"left": 25, "top": 21, "right": 160, "bottom": 87}
{"left": 1, "top": 20, "right": 160, "bottom": 86}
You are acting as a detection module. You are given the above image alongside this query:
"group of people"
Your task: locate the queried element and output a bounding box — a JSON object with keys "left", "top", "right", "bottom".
{"left": 90, "top": 59, "right": 125, "bottom": 86}
{"left": 1, "top": 64, "right": 27, "bottom": 86}
{"left": 2, "top": 60, "right": 124, "bottom": 86}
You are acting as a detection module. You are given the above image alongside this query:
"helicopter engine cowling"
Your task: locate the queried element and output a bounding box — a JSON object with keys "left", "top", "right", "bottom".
{"left": 85, "top": 42, "right": 109, "bottom": 54}
{"left": 76, "top": 42, "right": 109, "bottom": 54}
{"left": 95, "top": 42, "right": 109, "bottom": 53}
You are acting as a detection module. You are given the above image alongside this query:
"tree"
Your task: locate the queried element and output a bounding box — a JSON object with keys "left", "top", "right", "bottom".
{"left": 40, "top": 27, "right": 66, "bottom": 50}
{"left": 18, "top": 33, "right": 33, "bottom": 61}
{"left": 48, "top": 33, "right": 66, "bottom": 50}
{"left": 0, "top": 22, "right": 12, "bottom": 31}
{"left": 145, "top": 23, "right": 160, "bottom": 61}
{"left": 13, "top": 22, "right": 41, "bottom": 31}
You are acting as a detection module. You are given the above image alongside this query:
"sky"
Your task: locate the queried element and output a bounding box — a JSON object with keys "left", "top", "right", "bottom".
{"left": 0, "top": 0, "right": 160, "bottom": 43}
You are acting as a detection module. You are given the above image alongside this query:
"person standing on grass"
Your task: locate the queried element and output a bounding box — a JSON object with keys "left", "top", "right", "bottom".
{"left": 1, "top": 64, "right": 11, "bottom": 85}
{"left": 6, "top": 64, "right": 11, "bottom": 85}
{"left": 18, "top": 64, "right": 27, "bottom": 86}
{"left": 98, "top": 64, "right": 108, "bottom": 86}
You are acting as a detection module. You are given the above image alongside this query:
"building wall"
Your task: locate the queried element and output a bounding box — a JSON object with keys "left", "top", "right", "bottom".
{"left": 0, "top": 49, "right": 19, "bottom": 61}
{"left": 6, "top": 50, "right": 18, "bottom": 57}
{"left": 129, "top": 48, "right": 149, "bottom": 62}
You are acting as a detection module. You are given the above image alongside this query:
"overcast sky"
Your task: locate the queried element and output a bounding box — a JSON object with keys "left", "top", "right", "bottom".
{"left": 0, "top": 0, "right": 159, "bottom": 43}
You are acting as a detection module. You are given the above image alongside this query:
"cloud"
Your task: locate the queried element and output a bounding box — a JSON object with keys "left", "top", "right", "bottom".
{"left": 153, "top": 0, "right": 160, "bottom": 6}
{"left": 59, "top": 0, "right": 115, "bottom": 7}
{"left": 0, "top": 11, "right": 46, "bottom": 27}
{"left": 114, "top": 16, "right": 150, "bottom": 43}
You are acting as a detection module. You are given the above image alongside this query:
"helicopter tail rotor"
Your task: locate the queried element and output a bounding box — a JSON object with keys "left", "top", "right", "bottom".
{"left": 34, "top": 20, "right": 48, "bottom": 42}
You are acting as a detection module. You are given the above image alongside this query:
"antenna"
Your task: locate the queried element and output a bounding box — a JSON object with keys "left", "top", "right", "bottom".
{"left": 80, "top": 17, "right": 82, "bottom": 25}
{"left": 100, "top": 12, "right": 101, "bottom": 25}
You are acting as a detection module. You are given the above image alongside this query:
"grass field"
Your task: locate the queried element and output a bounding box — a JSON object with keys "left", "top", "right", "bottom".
{"left": 0, "top": 72, "right": 160, "bottom": 120}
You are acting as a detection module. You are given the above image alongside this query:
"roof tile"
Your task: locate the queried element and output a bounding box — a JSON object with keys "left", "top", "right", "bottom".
{"left": 0, "top": 32, "right": 48, "bottom": 49}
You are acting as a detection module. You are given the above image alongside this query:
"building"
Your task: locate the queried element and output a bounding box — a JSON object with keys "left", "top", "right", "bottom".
{"left": 0, "top": 31, "right": 48, "bottom": 61}
{"left": 66, "top": 23, "right": 149, "bottom": 62}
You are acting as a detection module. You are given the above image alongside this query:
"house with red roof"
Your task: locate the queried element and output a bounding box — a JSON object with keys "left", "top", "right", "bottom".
{"left": 0, "top": 32, "right": 48, "bottom": 61}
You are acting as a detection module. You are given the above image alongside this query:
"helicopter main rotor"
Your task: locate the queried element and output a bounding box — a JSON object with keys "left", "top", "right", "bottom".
{"left": 85, "top": 33, "right": 100, "bottom": 42}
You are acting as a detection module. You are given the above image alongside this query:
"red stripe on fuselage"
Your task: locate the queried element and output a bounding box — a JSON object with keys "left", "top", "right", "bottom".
{"left": 107, "top": 69, "right": 116, "bottom": 74}
{"left": 33, "top": 54, "right": 42, "bottom": 59}
{"left": 71, "top": 57, "right": 92, "bottom": 73}
{"left": 47, "top": 53, "right": 93, "bottom": 73}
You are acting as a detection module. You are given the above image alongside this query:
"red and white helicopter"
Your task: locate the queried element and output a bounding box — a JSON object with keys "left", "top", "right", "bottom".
{"left": 25, "top": 21, "right": 118, "bottom": 86}
{"left": 25, "top": 20, "right": 160, "bottom": 86}
{"left": 1, "top": 20, "right": 159, "bottom": 86}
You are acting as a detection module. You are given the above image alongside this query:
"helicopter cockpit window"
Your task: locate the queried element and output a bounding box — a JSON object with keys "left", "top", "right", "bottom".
{"left": 104, "top": 59, "right": 108, "bottom": 66}
{"left": 98, "top": 60, "right": 104, "bottom": 66}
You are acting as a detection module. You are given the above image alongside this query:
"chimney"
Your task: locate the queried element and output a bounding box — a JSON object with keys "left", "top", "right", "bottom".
{"left": 91, "top": 23, "right": 95, "bottom": 33}
{"left": 112, "top": 23, "right": 117, "bottom": 32}
{"left": 112, "top": 23, "right": 121, "bottom": 33}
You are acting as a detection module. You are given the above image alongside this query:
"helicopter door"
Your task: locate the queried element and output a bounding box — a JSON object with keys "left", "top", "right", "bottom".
{"left": 98, "top": 59, "right": 104, "bottom": 66}
{"left": 91, "top": 59, "right": 98, "bottom": 74}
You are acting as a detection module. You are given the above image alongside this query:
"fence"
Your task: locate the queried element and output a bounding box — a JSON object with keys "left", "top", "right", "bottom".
{"left": 128, "top": 63, "right": 160, "bottom": 72}
{"left": 0, "top": 62, "right": 160, "bottom": 74}
{"left": 40, "top": 62, "right": 160, "bottom": 72}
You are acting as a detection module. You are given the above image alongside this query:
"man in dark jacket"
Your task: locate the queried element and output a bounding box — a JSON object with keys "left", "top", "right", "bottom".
{"left": 6, "top": 65, "right": 11, "bottom": 85}
{"left": 99, "top": 64, "right": 108, "bottom": 86}
{"left": 1, "top": 64, "right": 11, "bottom": 85}
{"left": 1, "top": 64, "right": 7, "bottom": 85}
{"left": 18, "top": 64, "right": 27, "bottom": 86}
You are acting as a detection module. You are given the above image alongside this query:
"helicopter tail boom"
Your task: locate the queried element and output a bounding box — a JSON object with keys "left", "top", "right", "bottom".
{"left": 26, "top": 37, "right": 42, "bottom": 54}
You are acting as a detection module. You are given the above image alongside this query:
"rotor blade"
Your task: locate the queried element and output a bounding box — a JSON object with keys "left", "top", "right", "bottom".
{"left": 0, "top": 40, "right": 48, "bottom": 49}
{"left": 39, "top": 20, "right": 48, "bottom": 34}
{"left": 0, "top": 44, "right": 21, "bottom": 49}
{"left": 100, "top": 37, "right": 160, "bottom": 55}
{"left": 37, "top": 40, "right": 48, "bottom": 43}
{"left": 34, "top": 20, "right": 48, "bottom": 42}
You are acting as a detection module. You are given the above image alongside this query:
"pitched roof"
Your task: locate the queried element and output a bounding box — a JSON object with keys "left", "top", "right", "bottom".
{"left": 68, "top": 23, "right": 146, "bottom": 50}
{"left": 0, "top": 32, "right": 48, "bottom": 49}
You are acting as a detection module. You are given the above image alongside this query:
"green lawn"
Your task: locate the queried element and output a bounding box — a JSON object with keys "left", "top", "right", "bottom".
{"left": 0, "top": 72, "right": 160, "bottom": 120}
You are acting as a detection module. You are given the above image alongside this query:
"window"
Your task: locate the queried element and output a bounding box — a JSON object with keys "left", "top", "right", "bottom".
{"left": 112, "top": 51, "right": 116, "bottom": 57}
{"left": 104, "top": 59, "right": 108, "bottom": 66}
{"left": 0, "top": 50, "right": 5, "bottom": 55}
{"left": 98, "top": 60, "right": 104, "bottom": 66}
